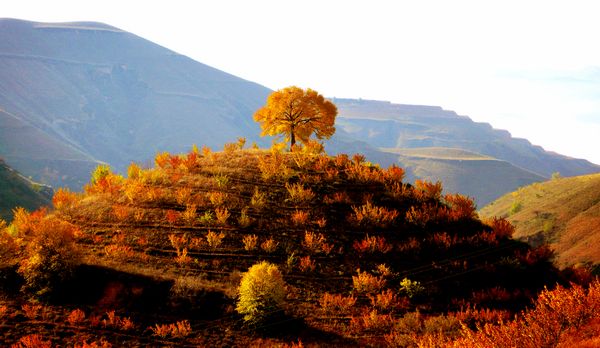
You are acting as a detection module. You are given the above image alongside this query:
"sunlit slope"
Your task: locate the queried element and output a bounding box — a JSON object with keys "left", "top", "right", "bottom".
{"left": 481, "top": 173, "right": 600, "bottom": 267}
{"left": 381, "top": 147, "right": 545, "bottom": 206}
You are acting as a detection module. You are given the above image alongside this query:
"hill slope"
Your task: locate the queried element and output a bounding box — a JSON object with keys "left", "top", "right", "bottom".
{"left": 0, "top": 147, "right": 568, "bottom": 346}
{"left": 480, "top": 173, "right": 600, "bottom": 268}
{"left": 335, "top": 98, "right": 600, "bottom": 178}
{"left": 380, "top": 147, "right": 546, "bottom": 206}
{"left": 0, "top": 18, "right": 271, "bottom": 189}
{"left": 0, "top": 158, "right": 52, "bottom": 221}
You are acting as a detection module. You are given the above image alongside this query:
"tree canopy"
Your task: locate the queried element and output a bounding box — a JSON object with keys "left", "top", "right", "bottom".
{"left": 253, "top": 86, "right": 337, "bottom": 150}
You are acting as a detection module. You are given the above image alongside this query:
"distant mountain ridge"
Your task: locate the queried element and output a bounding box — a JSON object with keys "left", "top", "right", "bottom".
{"left": 334, "top": 98, "right": 599, "bottom": 178}
{"left": 0, "top": 18, "right": 270, "bottom": 189}
{"left": 0, "top": 18, "right": 598, "bottom": 208}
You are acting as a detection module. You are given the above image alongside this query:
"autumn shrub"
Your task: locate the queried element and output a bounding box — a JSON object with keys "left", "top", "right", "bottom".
{"left": 351, "top": 202, "right": 399, "bottom": 227}
{"left": 74, "top": 339, "right": 112, "bottom": 348}
{"left": 11, "top": 334, "right": 52, "bottom": 348}
{"left": 250, "top": 187, "right": 267, "bottom": 210}
{"left": 175, "top": 187, "right": 193, "bottom": 205}
{"left": 52, "top": 188, "right": 78, "bottom": 210}
{"left": 353, "top": 235, "right": 393, "bottom": 254}
{"left": 165, "top": 210, "right": 180, "bottom": 224}
{"left": 67, "top": 309, "right": 86, "bottom": 325}
{"left": 206, "top": 231, "right": 225, "bottom": 249}
{"left": 299, "top": 255, "right": 316, "bottom": 272}
{"left": 285, "top": 183, "right": 315, "bottom": 204}
{"left": 261, "top": 237, "right": 278, "bottom": 253}
{"left": 399, "top": 278, "right": 425, "bottom": 299}
{"left": 369, "top": 289, "right": 406, "bottom": 312}
{"left": 444, "top": 193, "right": 477, "bottom": 220}
{"left": 350, "top": 309, "right": 394, "bottom": 333}
{"left": 243, "top": 234, "right": 258, "bottom": 251}
{"left": 182, "top": 204, "right": 197, "bottom": 224}
{"left": 208, "top": 191, "right": 228, "bottom": 206}
{"left": 319, "top": 293, "right": 357, "bottom": 316}
{"left": 151, "top": 320, "right": 192, "bottom": 338}
{"left": 323, "top": 191, "right": 351, "bottom": 204}
{"left": 353, "top": 270, "right": 386, "bottom": 294}
{"left": 303, "top": 231, "right": 332, "bottom": 254}
{"left": 236, "top": 261, "right": 287, "bottom": 325}
{"left": 449, "top": 280, "right": 600, "bottom": 347}
{"left": 104, "top": 244, "right": 135, "bottom": 260}
{"left": 102, "top": 310, "right": 135, "bottom": 330}
{"left": 17, "top": 212, "right": 80, "bottom": 298}
{"left": 258, "top": 152, "right": 291, "bottom": 180}
{"left": 238, "top": 208, "right": 253, "bottom": 228}
{"left": 84, "top": 165, "right": 123, "bottom": 195}
{"left": 291, "top": 210, "right": 309, "bottom": 226}
{"left": 215, "top": 207, "right": 230, "bottom": 225}
{"left": 413, "top": 180, "right": 443, "bottom": 201}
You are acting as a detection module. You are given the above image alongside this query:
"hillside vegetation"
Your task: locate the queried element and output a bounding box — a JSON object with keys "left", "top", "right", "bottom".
{"left": 0, "top": 158, "right": 51, "bottom": 221}
{"left": 2, "top": 144, "right": 592, "bottom": 346}
{"left": 481, "top": 173, "right": 600, "bottom": 268}
{"left": 380, "top": 147, "right": 545, "bottom": 206}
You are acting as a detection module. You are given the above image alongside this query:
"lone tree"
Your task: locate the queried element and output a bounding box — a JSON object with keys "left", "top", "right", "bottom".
{"left": 253, "top": 86, "right": 337, "bottom": 150}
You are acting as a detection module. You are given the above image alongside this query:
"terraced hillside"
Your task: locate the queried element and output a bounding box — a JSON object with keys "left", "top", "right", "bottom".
{"left": 0, "top": 145, "right": 571, "bottom": 346}
{"left": 481, "top": 173, "right": 600, "bottom": 269}
{"left": 380, "top": 147, "right": 545, "bottom": 206}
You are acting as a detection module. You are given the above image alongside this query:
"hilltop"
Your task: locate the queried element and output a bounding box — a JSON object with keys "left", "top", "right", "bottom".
{"left": 0, "top": 158, "right": 51, "bottom": 221}
{"left": 481, "top": 173, "right": 600, "bottom": 269}
{"left": 2, "top": 146, "right": 581, "bottom": 346}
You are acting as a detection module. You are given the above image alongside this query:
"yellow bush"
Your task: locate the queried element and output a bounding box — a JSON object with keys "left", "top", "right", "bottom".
{"left": 17, "top": 212, "right": 80, "bottom": 298}
{"left": 236, "top": 261, "right": 286, "bottom": 324}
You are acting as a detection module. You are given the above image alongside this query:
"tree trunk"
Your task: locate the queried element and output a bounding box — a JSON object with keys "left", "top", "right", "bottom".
{"left": 290, "top": 126, "right": 296, "bottom": 151}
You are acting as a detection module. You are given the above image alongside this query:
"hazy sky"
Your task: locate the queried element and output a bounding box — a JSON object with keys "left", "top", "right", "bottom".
{"left": 4, "top": 0, "right": 600, "bottom": 164}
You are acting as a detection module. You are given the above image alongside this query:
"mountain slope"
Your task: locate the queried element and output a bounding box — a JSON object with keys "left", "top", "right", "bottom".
{"left": 0, "top": 158, "right": 52, "bottom": 221}
{"left": 0, "top": 18, "right": 271, "bottom": 189}
{"left": 335, "top": 98, "right": 600, "bottom": 178}
{"left": 480, "top": 173, "right": 600, "bottom": 268}
{"left": 380, "top": 147, "right": 545, "bottom": 206}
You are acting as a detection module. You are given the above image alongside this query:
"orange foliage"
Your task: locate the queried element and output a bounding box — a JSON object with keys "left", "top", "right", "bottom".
{"left": 165, "top": 210, "right": 180, "bottom": 224}
{"left": 319, "top": 293, "right": 357, "bottom": 315}
{"left": 353, "top": 235, "right": 393, "bottom": 254}
{"left": 67, "top": 309, "right": 86, "bottom": 325}
{"left": 351, "top": 202, "right": 399, "bottom": 227}
{"left": 253, "top": 86, "right": 337, "bottom": 149}
{"left": 444, "top": 193, "right": 477, "bottom": 220}
{"left": 52, "top": 188, "right": 78, "bottom": 210}
{"left": 299, "top": 255, "right": 316, "bottom": 272}
{"left": 10, "top": 334, "right": 52, "bottom": 348}
{"left": 350, "top": 309, "right": 395, "bottom": 334}
{"left": 352, "top": 270, "right": 386, "bottom": 294}
{"left": 261, "top": 237, "right": 278, "bottom": 253}
{"left": 150, "top": 320, "right": 192, "bottom": 338}
{"left": 291, "top": 210, "right": 309, "bottom": 226}
{"left": 449, "top": 280, "right": 600, "bottom": 348}
{"left": 414, "top": 180, "right": 443, "bottom": 201}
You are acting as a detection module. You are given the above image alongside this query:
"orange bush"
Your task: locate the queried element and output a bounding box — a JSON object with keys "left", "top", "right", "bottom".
{"left": 351, "top": 202, "right": 399, "bottom": 227}
{"left": 352, "top": 270, "right": 386, "bottom": 294}
{"left": 17, "top": 212, "right": 80, "bottom": 297}
{"left": 299, "top": 255, "right": 316, "bottom": 272}
{"left": 414, "top": 180, "right": 443, "bottom": 201}
{"left": 206, "top": 231, "right": 225, "bottom": 250}
{"left": 286, "top": 183, "right": 315, "bottom": 204}
{"left": 243, "top": 234, "right": 258, "bottom": 251}
{"left": 353, "top": 235, "right": 392, "bottom": 254}
{"left": 11, "top": 334, "right": 52, "bottom": 348}
{"left": 291, "top": 210, "right": 309, "bottom": 226}
{"left": 261, "top": 237, "right": 278, "bottom": 253}
{"left": 52, "top": 188, "right": 78, "bottom": 210}
{"left": 151, "top": 320, "right": 192, "bottom": 338}
{"left": 319, "top": 293, "right": 357, "bottom": 315}
{"left": 215, "top": 207, "right": 230, "bottom": 225}
{"left": 350, "top": 309, "right": 394, "bottom": 334}
{"left": 444, "top": 193, "right": 477, "bottom": 220}
{"left": 67, "top": 309, "right": 86, "bottom": 325}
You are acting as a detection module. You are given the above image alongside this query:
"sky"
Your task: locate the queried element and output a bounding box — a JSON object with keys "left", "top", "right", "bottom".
{"left": 4, "top": 0, "right": 600, "bottom": 164}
